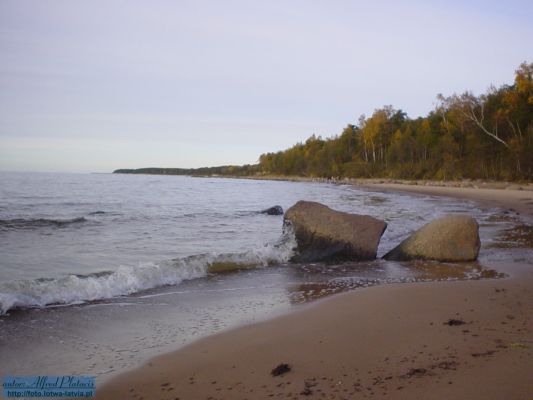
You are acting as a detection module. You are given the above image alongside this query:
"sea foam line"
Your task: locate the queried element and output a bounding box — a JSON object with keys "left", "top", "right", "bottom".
{"left": 0, "top": 231, "right": 296, "bottom": 315}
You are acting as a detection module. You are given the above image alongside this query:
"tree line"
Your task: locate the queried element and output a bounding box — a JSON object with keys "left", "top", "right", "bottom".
{"left": 116, "top": 62, "right": 532, "bottom": 181}
{"left": 114, "top": 165, "right": 259, "bottom": 176}
{"left": 259, "top": 62, "right": 532, "bottom": 181}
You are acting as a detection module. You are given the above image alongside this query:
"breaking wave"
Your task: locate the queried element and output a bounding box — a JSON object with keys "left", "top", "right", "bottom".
{"left": 0, "top": 229, "right": 297, "bottom": 315}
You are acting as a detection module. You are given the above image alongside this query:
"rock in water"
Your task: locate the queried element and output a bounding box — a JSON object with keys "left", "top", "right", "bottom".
{"left": 383, "top": 215, "right": 480, "bottom": 261}
{"left": 284, "top": 201, "right": 387, "bottom": 262}
{"left": 261, "top": 205, "right": 284, "bottom": 215}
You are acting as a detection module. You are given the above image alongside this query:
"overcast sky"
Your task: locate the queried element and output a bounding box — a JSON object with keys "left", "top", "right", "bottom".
{"left": 1, "top": 0, "right": 532, "bottom": 172}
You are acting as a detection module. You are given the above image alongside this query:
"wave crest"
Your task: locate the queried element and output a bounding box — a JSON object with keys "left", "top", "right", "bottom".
{"left": 0, "top": 230, "right": 296, "bottom": 315}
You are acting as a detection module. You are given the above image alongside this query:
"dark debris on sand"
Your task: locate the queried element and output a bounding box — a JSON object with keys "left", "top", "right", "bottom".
{"left": 300, "top": 378, "right": 317, "bottom": 396}
{"left": 471, "top": 350, "right": 497, "bottom": 358}
{"left": 401, "top": 368, "right": 432, "bottom": 378}
{"left": 445, "top": 318, "right": 466, "bottom": 326}
{"left": 271, "top": 363, "right": 291, "bottom": 377}
{"left": 434, "top": 360, "right": 458, "bottom": 370}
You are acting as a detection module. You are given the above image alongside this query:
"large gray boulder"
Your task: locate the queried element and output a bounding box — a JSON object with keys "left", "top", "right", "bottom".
{"left": 383, "top": 215, "right": 480, "bottom": 261}
{"left": 284, "top": 201, "right": 387, "bottom": 262}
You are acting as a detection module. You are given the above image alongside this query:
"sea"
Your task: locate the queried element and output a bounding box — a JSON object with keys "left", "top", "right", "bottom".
{"left": 0, "top": 172, "right": 530, "bottom": 381}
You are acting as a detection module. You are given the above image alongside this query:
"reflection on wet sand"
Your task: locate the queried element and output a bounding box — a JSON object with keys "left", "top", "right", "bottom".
{"left": 287, "top": 261, "right": 504, "bottom": 304}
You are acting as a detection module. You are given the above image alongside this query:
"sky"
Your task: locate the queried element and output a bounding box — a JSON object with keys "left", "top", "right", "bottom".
{"left": 1, "top": 0, "right": 532, "bottom": 173}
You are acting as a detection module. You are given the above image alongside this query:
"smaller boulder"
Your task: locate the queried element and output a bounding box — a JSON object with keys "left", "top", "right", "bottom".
{"left": 383, "top": 215, "right": 480, "bottom": 262}
{"left": 261, "top": 205, "right": 284, "bottom": 215}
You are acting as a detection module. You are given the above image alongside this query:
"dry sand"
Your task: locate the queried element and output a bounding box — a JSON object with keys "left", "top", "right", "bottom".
{"left": 98, "top": 184, "right": 533, "bottom": 400}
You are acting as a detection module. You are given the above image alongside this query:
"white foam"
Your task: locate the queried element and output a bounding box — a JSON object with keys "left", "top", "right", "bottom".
{"left": 0, "top": 231, "right": 296, "bottom": 315}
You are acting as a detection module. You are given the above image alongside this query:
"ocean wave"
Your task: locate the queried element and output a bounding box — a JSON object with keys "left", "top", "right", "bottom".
{"left": 0, "top": 217, "right": 87, "bottom": 230}
{"left": 0, "top": 229, "right": 296, "bottom": 315}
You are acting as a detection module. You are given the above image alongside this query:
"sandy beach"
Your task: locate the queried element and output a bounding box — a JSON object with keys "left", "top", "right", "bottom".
{"left": 98, "top": 184, "right": 533, "bottom": 400}
{"left": 360, "top": 181, "right": 533, "bottom": 219}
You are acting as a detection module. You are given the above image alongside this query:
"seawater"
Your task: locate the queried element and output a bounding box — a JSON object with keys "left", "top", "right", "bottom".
{"left": 0, "top": 172, "right": 519, "bottom": 315}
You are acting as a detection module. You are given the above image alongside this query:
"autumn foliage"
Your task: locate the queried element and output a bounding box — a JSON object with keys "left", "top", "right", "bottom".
{"left": 258, "top": 62, "right": 533, "bottom": 181}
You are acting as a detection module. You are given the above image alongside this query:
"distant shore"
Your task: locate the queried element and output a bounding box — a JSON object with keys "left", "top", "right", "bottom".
{"left": 114, "top": 168, "right": 533, "bottom": 191}
{"left": 114, "top": 170, "right": 533, "bottom": 190}
{"left": 98, "top": 182, "right": 533, "bottom": 400}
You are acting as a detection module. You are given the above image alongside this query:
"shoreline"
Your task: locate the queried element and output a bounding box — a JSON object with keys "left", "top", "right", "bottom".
{"left": 98, "top": 262, "right": 533, "bottom": 400}
{"left": 113, "top": 171, "right": 533, "bottom": 218}
{"left": 358, "top": 181, "right": 533, "bottom": 220}
{"left": 227, "top": 174, "right": 533, "bottom": 219}
{"left": 98, "top": 186, "right": 533, "bottom": 399}
{"left": 157, "top": 173, "right": 533, "bottom": 218}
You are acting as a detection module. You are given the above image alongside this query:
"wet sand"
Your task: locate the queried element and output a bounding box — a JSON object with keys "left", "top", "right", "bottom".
{"left": 98, "top": 182, "right": 533, "bottom": 400}
{"left": 98, "top": 261, "right": 533, "bottom": 400}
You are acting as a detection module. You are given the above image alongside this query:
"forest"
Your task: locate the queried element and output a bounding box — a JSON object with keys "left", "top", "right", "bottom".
{"left": 116, "top": 62, "right": 532, "bottom": 181}
{"left": 258, "top": 62, "right": 532, "bottom": 181}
